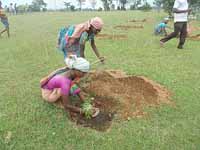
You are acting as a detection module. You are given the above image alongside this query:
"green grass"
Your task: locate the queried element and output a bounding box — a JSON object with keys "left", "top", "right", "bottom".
{"left": 0, "top": 11, "right": 200, "bottom": 150}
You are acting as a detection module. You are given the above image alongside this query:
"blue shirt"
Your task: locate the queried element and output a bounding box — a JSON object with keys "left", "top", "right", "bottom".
{"left": 155, "top": 22, "right": 167, "bottom": 33}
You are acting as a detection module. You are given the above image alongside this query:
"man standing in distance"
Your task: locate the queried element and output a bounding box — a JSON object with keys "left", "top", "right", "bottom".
{"left": 160, "top": 0, "right": 191, "bottom": 49}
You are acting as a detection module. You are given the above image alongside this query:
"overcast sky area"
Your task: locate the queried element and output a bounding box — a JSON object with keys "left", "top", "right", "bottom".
{"left": 2, "top": 0, "right": 154, "bottom": 9}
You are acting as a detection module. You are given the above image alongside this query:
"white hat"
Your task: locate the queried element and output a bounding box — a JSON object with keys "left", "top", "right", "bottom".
{"left": 65, "top": 55, "right": 90, "bottom": 72}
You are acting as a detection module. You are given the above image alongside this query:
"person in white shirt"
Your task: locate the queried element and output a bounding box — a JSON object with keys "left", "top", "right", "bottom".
{"left": 9, "top": 3, "right": 14, "bottom": 15}
{"left": 160, "top": 0, "right": 191, "bottom": 49}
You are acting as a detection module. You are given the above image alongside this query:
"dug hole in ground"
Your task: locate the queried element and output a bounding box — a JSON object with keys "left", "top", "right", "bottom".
{"left": 55, "top": 70, "right": 174, "bottom": 132}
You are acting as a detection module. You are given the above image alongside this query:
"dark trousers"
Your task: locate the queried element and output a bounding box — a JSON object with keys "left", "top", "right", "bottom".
{"left": 160, "top": 22, "right": 187, "bottom": 47}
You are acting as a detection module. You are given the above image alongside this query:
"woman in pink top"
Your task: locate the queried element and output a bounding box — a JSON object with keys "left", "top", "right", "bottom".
{"left": 40, "top": 57, "right": 98, "bottom": 116}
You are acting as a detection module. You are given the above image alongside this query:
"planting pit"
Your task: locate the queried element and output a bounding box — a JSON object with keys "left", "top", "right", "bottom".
{"left": 54, "top": 70, "right": 173, "bottom": 132}
{"left": 96, "top": 34, "right": 127, "bottom": 40}
{"left": 129, "top": 19, "right": 147, "bottom": 22}
{"left": 114, "top": 25, "right": 144, "bottom": 30}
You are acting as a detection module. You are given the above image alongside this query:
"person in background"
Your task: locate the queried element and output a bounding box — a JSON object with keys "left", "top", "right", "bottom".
{"left": 57, "top": 17, "right": 104, "bottom": 62}
{"left": 14, "top": 3, "right": 17, "bottom": 15}
{"left": 160, "top": 0, "right": 191, "bottom": 49}
{"left": 154, "top": 18, "right": 170, "bottom": 36}
{"left": 9, "top": 3, "right": 14, "bottom": 15}
{"left": 0, "top": 6, "right": 10, "bottom": 37}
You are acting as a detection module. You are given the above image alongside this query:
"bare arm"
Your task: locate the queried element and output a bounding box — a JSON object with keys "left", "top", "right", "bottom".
{"left": 80, "top": 43, "right": 86, "bottom": 58}
{"left": 62, "top": 95, "right": 82, "bottom": 114}
{"left": 90, "top": 39, "right": 104, "bottom": 62}
{"left": 90, "top": 39, "right": 100, "bottom": 58}
{"left": 77, "top": 92, "right": 85, "bottom": 103}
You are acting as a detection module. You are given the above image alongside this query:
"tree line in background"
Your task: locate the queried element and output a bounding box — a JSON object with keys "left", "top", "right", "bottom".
{"left": 66, "top": 0, "right": 152, "bottom": 11}
{"left": 3, "top": 0, "right": 47, "bottom": 14}
{"left": 154, "top": 0, "right": 200, "bottom": 16}
{"left": 7, "top": 0, "right": 153, "bottom": 13}
{"left": 4, "top": 0, "right": 200, "bottom": 14}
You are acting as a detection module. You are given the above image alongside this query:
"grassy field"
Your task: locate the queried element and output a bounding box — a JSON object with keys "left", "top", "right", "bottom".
{"left": 0, "top": 11, "right": 200, "bottom": 150}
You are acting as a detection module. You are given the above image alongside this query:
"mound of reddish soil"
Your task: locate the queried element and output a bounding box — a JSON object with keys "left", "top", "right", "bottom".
{"left": 114, "top": 25, "right": 144, "bottom": 30}
{"left": 96, "top": 34, "right": 127, "bottom": 40}
{"left": 81, "top": 70, "right": 172, "bottom": 119}
{"left": 54, "top": 70, "right": 173, "bottom": 131}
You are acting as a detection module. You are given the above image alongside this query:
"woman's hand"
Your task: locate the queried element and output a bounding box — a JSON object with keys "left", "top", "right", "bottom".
{"left": 99, "top": 56, "right": 105, "bottom": 63}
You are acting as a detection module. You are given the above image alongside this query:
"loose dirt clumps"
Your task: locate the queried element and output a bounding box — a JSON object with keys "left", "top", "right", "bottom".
{"left": 54, "top": 70, "right": 173, "bottom": 131}
{"left": 129, "top": 19, "right": 147, "bottom": 22}
{"left": 114, "top": 25, "right": 144, "bottom": 30}
{"left": 81, "top": 70, "right": 172, "bottom": 119}
{"left": 188, "top": 34, "right": 200, "bottom": 41}
{"left": 96, "top": 34, "right": 127, "bottom": 40}
{"left": 187, "top": 23, "right": 200, "bottom": 39}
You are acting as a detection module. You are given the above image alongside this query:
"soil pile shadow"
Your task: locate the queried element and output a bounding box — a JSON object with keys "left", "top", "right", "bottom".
{"left": 114, "top": 25, "right": 144, "bottom": 30}
{"left": 54, "top": 70, "right": 173, "bottom": 132}
{"left": 129, "top": 19, "right": 147, "bottom": 22}
{"left": 96, "top": 34, "right": 127, "bottom": 40}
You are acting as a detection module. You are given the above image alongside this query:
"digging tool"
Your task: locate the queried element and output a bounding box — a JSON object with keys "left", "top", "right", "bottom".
{"left": 87, "top": 57, "right": 106, "bottom": 74}
{"left": 90, "top": 57, "right": 105, "bottom": 66}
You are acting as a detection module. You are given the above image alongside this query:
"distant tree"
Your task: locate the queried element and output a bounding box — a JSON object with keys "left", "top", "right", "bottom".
{"left": 30, "top": 0, "right": 47, "bottom": 12}
{"left": 17, "top": 4, "right": 29, "bottom": 13}
{"left": 153, "top": 0, "right": 162, "bottom": 12}
{"left": 89, "top": 0, "right": 97, "bottom": 10}
{"left": 70, "top": 5, "right": 75, "bottom": 11}
{"left": 64, "top": 2, "right": 71, "bottom": 11}
{"left": 190, "top": 0, "right": 200, "bottom": 6}
{"left": 189, "top": 0, "right": 200, "bottom": 14}
{"left": 129, "top": 0, "right": 141, "bottom": 10}
{"left": 42, "top": 7, "right": 47, "bottom": 12}
{"left": 120, "top": 0, "right": 128, "bottom": 10}
{"left": 101, "top": 0, "right": 112, "bottom": 11}
{"left": 139, "top": 1, "right": 152, "bottom": 11}
{"left": 0, "top": 1, "right": 2, "bottom": 9}
{"left": 162, "top": 0, "right": 174, "bottom": 16}
{"left": 111, "top": 4, "right": 115, "bottom": 10}
{"left": 153, "top": 0, "right": 200, "bottom": 16}
{"left": 113, "top": 0, "right": 120, "bottom": 9}
{"left": 98, "top": 7, "right": 103, "bottom": 11}
{"left": 77, "top": 0, "right": 86, "bottom": 10}
{"left": 153, "top": 0, "right": 162, "bottom": 8}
